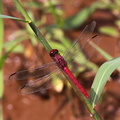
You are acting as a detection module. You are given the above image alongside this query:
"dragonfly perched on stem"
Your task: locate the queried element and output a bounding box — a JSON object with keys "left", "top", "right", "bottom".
{"left": 9, "top": 21, "right": 100, "bottom": 98}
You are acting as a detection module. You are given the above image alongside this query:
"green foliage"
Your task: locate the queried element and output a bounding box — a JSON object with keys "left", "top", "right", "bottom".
{"left": 0, "top": 0, "right": 4, "bottom": 120}
{"left": 13, "top": 0, "right": 32, "bottom": 22}
{"left": 1, "top": 0, "right": 102, "bottom": 73}
{"left": 90, "top": 57, "right": 120, "bottom": 107}
{"left": 4, "top": 37, "right": 25, "bottom": 53}
{"left": 1, "top": 0, "right": 120, "bottom": 119}
{"left": 99, "top": 26, "right": 119, "bottom": 37}
{"left": 96, "top": 0, "right": 120, "bottom": 37}
{"left": 0, "top": 14, "right": 28, "bottom": 22}
{"left": 64, "top": 3, "right": 98, "bottom": 29}
{"left": 0, "top": 43, "right": 20, "bottom": 70}
{"left": 0, "top": 105, "right": 3, "bottom": 120}
{"left": 90, "top": 40, "right": 113, "bottom": 60}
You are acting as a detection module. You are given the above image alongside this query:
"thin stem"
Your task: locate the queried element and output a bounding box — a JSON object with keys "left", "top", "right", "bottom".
{"left": 76, "top": 91, "right": 102, "bottom": 120}
{"left": 13, "top": 0, "right": 52, "bottom": 52}
{"left": 0, "top": 0, "right": 4, "bottom": 99}
{"left": 0, "top": 0, "right": 4, "bottom": 120}
{"left": 48, "top": 0, "right": 62, "bottom": 28}
{"left": 0, "top": 0, "right": 3, "bottom": 56}
{"left": 0, "top": 104, "right": 3, "bottom": 120}
{"left": 29, "top": 22, "right": 52, "bottom": 52}
{"left": 63, "top": 71, "right": 102, "bottom": 120}
{"left": 13, "top": 1, "right": 102, "bottom": 119}
{"left": 13, "top": 0, "right": 31, "bottom": 22}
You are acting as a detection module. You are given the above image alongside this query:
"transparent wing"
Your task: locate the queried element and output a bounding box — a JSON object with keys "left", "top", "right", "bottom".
{"left": 19, "top": 73, "right": 53, "bottom": 94}
{"left": 63, "top": 21, "right": 96, "bottom": 61}
{"left": 67, "top": 35, "right": 100, "bottom": 65}
{"left": 9, "top": 62, "right": 64, "bottom": 95}
{"left": 9, "top": 62, "right": 58, "bottom": 80}
{"left": 20, "top": 69, "right": 64, "bottom": 95}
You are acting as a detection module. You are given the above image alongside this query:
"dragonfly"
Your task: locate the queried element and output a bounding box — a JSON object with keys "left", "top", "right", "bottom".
{"left": 9, "top": 21, "right": 99, "bottom": 98}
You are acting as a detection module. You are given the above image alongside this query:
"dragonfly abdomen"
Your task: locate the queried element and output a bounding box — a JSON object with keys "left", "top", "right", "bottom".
{"left": 63, "top": 67, "right": 89, "bottom": 98}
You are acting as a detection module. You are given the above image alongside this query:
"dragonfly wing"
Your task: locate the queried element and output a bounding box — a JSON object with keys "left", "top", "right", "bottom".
{"left": 67, "top": 35, "right": 100, "bottom": 66}
{"left": 20, "top": 69, "right": 64, "bottom": 95}
{"left": 63, "top": 21, "right": 96, "bottom": 61}
{"left": 9, "top": 62, "right": 58, "bottom": 80}
{"left": 20, "top": 74, "right": 53, "bottom": 94}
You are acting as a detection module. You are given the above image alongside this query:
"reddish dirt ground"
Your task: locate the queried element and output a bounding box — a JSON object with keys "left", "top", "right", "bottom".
{"left": 2, "top": 0, "right": 120, "bottom": 120}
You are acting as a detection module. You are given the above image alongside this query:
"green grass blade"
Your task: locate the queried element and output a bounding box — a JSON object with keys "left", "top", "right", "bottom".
{"left": 0, "top": 0, "right": 4, "bottom": 99}
{"left": 99, "top": 26, "right": 119, "bottom": 37}
{"left": 89, "top": 40, "right": 113, "bottom": 60}
{"left": 13, "top": 0, "right": 52, "bottom": 52}
{"left": 0, "top": 70, "right": 3, "bottom": 98}
{"left": 0, "top": 104, "right": 3, "bottom": 120}
{"left": 29, "top": 22, "right": 52, "bottom": 51}
{"left": 0, "top": 43, "right": 19, "bottom": 70}
{"left": 0, "top": 0, "right": 4, "bottom": 119}
{"left": 63, "top": 2, "right": 98, "bottom": 29}
{"left": 0, "top": 14, "right": 28, "bottom": 22}
{"left": 48, "top": 0, "right": 61, "bottom": 27}
{"left": 90, "top": 57, "right": 120, "bottom": 107}
{"left": 4, "top": 36, "right": 26, "bottom": 53}
{"left": 13, "top": 0, "right": 31, "bottom": 22}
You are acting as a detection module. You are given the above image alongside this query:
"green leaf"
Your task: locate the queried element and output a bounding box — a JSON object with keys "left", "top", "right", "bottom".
{"left": 0, "top": 14, "right": 29, "bottom": 22}
{"left": 90, "top": 57, "right": 120, "bottom": 107}
{"left": 63, "top": 3, "right": 98, "bottom": 29}
{"left": 115, "top": 0, "right": 120, "bottom": 5}
{"left": 13, "top": 0, "right": 32, "bottom": 22}
{"left": 49, "top": 41, "right": 65, "bottom": 53}
{"left": 0, "top": 0, "right": 4, "bottom": 103}
{"left": 24, "top": 1, "right": 42, "bottom": 8}
{"left": 3, "top": 37, "right": 26, "bottom": 53}
{"left": 51, "top": 28, "right": 71, "bottom": 48}
{"left": 0, "top": 43, "right": 19, "bottom": 69}
{"left": 89, "top": 40, "right": 113, "bottom": 60}
{"left": 9, "top": 45, "right": 24, "bottom": 53}
{"left": 99, "top": 26, "right": 119, "bottom": 37}
{"left": 115, "top": 20, "right": 120, "bottom": 28}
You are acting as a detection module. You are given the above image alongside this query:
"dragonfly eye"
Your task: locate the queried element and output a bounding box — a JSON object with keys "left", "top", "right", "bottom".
{"left": 49, "top": 49, "right": 58, "bottom": 57}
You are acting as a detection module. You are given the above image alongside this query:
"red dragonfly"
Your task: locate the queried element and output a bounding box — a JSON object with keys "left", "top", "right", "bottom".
{"left": 9, "top": 21, "right": 99, "bottom": 98}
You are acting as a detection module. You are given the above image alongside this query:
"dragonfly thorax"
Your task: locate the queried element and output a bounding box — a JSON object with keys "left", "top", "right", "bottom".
{"left": 50, "top": 49, "right": 67, "bottom": 69}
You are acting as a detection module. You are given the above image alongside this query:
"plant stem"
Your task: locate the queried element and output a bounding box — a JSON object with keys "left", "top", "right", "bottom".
{"left": 13, "top": 0, "right": 52, "bottom": 52}
{"left": 0, "top": 0, "right": 4, "bottom": 120}
{"left": 0, "top": 0, "right": 4, "bottom": 99}
{"left": 13, "top": 0, "right": 31, "bottom": 22}
{"left": 64, "top": 72, "right": 102, "bottom": 120}
{"left": 48, "top": 0, "right": 63, "bottom": 28}
{"left": 13, "top": 1, "right": 102, "bottom": 119}
{"left": 29, "top": 22, "right": 52, "bottom": 52}
{"left": 0, "top": 104, "right": 3, "bottom": 120}
{"left": 77, "top": 93, "right": 102, "bottom": 120}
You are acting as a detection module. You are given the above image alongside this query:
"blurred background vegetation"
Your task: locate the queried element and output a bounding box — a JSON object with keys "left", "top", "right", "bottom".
{"left": 0, "top": 0, "right": 120, "bottom": 120}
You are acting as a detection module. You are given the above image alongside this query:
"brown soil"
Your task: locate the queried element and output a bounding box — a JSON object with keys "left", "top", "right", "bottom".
{"left": 2, "top": 0, "right": 120, "bottom": 120}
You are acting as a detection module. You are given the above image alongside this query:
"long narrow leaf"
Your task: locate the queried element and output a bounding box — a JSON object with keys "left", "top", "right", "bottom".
{"left": 90, "top": 40, "right": 113, "bottom": 60}
{"left": 0, "top": 0, "right": 4, "bottom": 100}
{"left": 0, "top": 14, "right": 28, "bottom": 22}
{"left": 0, "top": 43, "right": 19, "bottom": 70}
{"left": 0, "top": 1, "right": 4, "bottom": 120}
{"left": 13, "top": 0, "right": 52, "bottom": 51}
{"left": 63, "top": 3, "right": 98, "bottom": 29}
{"left": 4, "top": 36, "right": 26, "bottom": 53}
{"left": 99, "top": 26, "right": 119, "bottom": 37}
{"left": 13, "top": 0, "right": 31, "bottom": 22}
{"left": 90, "top": 57, "right": 120, "bottom": 107}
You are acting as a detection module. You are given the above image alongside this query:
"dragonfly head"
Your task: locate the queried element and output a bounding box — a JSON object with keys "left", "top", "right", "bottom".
{"left": 49, "top": 49, "right": 59, "bottom": 57}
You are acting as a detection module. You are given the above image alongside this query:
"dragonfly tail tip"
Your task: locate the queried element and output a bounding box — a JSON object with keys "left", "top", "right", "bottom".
{"left": 9, "top": 72, "right": 16, "bottom": 80}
